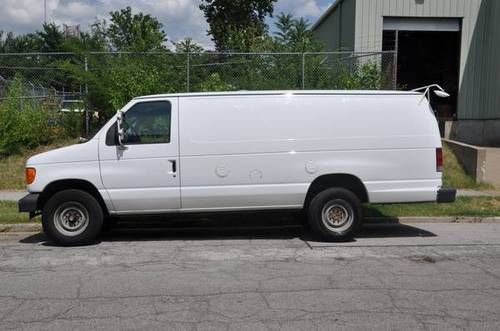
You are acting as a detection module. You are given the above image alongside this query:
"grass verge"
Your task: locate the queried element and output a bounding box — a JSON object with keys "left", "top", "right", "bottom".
{"left": 0, "top": 201, "right": 40, "bottom": 224}
{"left": 365, "top": 197, "right": 500, "bottom": 218}
{"left": 442, "top": 143, "right": 494, "bottom": 190}
{"left": 0, "top": 139, "right": 77, "bottom": 190}
{"left": 1, "top": 197, "right": 500, "bottom": 224}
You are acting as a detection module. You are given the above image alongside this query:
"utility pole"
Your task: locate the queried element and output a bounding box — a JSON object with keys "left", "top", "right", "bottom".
{"left": 44, "top": 0, "right": 47, "bottom": 24}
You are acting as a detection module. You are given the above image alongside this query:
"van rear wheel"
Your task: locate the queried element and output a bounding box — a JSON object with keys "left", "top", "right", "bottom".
{"left": 307, "top": 188, "right": 362, "bottom": 242}
{"left": 42, "top": 189, "right": 103, "bottom": 246}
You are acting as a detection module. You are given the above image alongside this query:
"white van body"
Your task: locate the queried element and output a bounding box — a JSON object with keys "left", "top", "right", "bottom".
{"left": 26, "top": 90, "right": 442, "bottom": 211}
{"left": 20, "top": 91, "right": 454, "bottom": 244}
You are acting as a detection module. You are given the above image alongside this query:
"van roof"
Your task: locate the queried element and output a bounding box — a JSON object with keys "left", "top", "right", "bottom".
{"left": 134, "top": 90, "right": 421, "bottom": 100}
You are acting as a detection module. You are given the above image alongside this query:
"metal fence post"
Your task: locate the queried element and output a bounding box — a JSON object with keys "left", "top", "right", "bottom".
{"left": 186, "top": 51, "right": 190, "bottom": 92}
{"left": 393, "top": 31, "right": 399, "bottom": 90}
{"left": 29, "top": 81, "right": 35, "bottom": 108}
{"left": 301, "top": 53, "right": 306, "bottom": 90}
{"left": 84, "top": 56, "right": 89, "bottom": 137}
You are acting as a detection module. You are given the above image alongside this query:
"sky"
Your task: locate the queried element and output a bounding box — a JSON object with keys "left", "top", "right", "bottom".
{"left": 0, "top": 0, "right": 332, "bottom": 49}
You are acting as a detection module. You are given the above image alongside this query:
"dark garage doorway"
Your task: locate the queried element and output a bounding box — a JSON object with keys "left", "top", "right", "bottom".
{"left": 383, "top": 19, "right": 461, "bottom": 120}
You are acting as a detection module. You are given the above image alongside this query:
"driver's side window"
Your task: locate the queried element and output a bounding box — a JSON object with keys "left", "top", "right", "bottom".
{"left": 121, "top": 101, "right": 171, "bottom": 145}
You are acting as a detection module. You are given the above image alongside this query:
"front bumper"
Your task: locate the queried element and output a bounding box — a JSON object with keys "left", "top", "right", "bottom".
{"left": 18, "top": 193, "right": 40, "bottom": 213}
{"left": 437, "top": 187, "right": 456, "bottom": 203}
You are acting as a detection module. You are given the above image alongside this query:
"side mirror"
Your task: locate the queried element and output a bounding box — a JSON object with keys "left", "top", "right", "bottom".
{"left": 116, "top": 110, "right": 125, "bottom": 146}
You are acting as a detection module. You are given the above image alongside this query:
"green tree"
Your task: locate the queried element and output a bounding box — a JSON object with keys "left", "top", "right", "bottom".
{"left": 0, "top": 31, "right": 43, "bottom": 52}
{"left": 274, "top": 13, "right": 294, "bottom": 44}
{"left": 174, "top": 37, "right": 204, "bottom": 53}
{"left": 273, "top": 13, "right": 322, "bottom": 52}
{"left": 199, "top": 0, "right": 277, "bottom": 51}
{"left": 1, "top": 23, "right": 106, "bottom": 53}
{"left": 223, "top": 25, "right": 275, "bottom": 51}
{"left": 62, "top": 25, "right": 107, "bottom": 53}
{"left": 38, "top": 23, "right": 65, "bottom": 52}
{"left": 106, "top": 6, "right": 167, "bottom": 51}
{"left": 289, "top": 17, "right": 321, "bottom": 52}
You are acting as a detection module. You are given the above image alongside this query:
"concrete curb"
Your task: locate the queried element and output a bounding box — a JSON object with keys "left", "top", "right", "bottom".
{"left": 366, "top": 216, "right": 500, "bottom": 224}
{"left": 1, "top": 217, "right": 500, "bottom": 233}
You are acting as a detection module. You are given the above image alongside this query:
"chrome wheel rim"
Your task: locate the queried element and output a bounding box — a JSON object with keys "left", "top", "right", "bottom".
{"left": 321, "top": 200, "right": 354, "bottom": 233}
{"left": 53, "top": 202, "right": 89, "bottom": 237}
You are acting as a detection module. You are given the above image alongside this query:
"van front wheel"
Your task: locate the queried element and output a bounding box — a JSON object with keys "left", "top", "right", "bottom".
{"left": 307, "top": 188, "right": 362, "bottom": 242}
{"left": 42, "top": 189, "right": 103, "bottom": 246}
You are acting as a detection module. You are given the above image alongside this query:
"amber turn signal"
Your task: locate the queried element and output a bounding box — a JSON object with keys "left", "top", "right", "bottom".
{"left": 25, "top": 167, "right": 36, "bottom": 184}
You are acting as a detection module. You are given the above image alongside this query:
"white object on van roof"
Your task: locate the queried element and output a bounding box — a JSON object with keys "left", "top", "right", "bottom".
{"left": 411, "top": 84, "right": 450, "bottom": 103}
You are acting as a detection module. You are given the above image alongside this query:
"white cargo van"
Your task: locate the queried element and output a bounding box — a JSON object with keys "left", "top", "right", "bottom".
{"left": 19, "top": 90, "right": 456, "bottom": 245}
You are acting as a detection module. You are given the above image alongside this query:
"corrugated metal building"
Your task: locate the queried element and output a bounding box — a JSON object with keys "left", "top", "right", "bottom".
{"left": 312, "top": 0, "right": 500, "bottom": 146}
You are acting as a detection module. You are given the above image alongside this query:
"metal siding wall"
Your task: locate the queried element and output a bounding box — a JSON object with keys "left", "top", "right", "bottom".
{"left": 489, "top": 2, "right": 500, "bottom": 118}
{"left": 314, "top": 9, "right": 341, "bottom": 50}
{"left": 313, "top": 0, "right": 356, "bottom": 51}
{"left": 340, "top": 0, "right": 357, "bottom": 50}
{"left": 481, "top": 0, "right": 500, "bottom": 119}
{"left": 353, "top": 0, "right": 496, "bottom": 120}
{"left": 458, "top": 0, "right": 499, "bottom": 120}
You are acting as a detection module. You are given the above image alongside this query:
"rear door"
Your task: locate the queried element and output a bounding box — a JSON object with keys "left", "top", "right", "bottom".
{"left": 99, "top": 98, "right": 180, "bottom": 213}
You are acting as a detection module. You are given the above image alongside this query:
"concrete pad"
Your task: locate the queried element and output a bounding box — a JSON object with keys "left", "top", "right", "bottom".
{"left": 307, "top": 223, "right": 500, "bottom": 247}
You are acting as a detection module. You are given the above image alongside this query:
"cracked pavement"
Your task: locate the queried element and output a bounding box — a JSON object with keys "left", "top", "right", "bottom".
{"left": 0, "top": 216, "right": 499, "bottom": 330}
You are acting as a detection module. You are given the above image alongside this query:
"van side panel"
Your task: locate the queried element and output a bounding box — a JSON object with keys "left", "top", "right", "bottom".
{"left": 178, "top": 94, "right": 441, "bottom": 210}
{"left": 26, "top": 139, "right": 103, "bottom": 195}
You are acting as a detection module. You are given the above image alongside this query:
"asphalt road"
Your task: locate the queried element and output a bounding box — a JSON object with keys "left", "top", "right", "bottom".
{"left": 0, "top": 217, "right": 499, "bottom": 330}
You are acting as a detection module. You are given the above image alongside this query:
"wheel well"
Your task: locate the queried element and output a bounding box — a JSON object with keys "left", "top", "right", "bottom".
{"left": 304, "top": 174, "right": 369, "bottom": 208}
{"left": 39, "top": 179, "right": 109, "bottom": 216}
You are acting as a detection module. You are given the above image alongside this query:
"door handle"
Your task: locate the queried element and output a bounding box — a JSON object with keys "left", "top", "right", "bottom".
{"left": 169, "top": 159, "right": 177, "bottom": 177}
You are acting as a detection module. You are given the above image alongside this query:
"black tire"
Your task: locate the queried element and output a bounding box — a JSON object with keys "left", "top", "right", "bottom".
{"left": 307, "top": 188, "right": 362, "bottom": 242}
{"left": 42, "top": 189, "right": 104, "bottom": 246}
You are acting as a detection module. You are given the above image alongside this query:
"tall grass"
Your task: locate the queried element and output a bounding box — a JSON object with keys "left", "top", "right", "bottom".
{"left": 442, "top": 143, "right": 493, "bottom": 190}
{"left": 0, "top": 75, "right": 81, "bottom": 157}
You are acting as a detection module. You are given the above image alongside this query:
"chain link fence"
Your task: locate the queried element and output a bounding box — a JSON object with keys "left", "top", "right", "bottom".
{"left": 0, "top": 53, "right": 86, "bottom": 98}
{"left": 0, "top": 51, "right": 396, "bottom": 135}
{"left": 186, "top": 51, "right": 396, "bottom": 91}
{"left": 303, "top": 51, "right": 396, "bottom": 90}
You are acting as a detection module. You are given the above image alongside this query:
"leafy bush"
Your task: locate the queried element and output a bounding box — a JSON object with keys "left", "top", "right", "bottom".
{"left": 58, "top": 111, "right": 83, "bottom": 138}
{"left": 358, "top": 61, "right": 385, "bottom": 89}
{"left": 0, "top": 76, "right": 47, "bottom": 155}
{"left": 0, "top": 75, "right": 81, "bottom": 156}
{"left": 336, "top": 61, "right": 383, "bottom": 90}
{"left": 305, "top": 56, "right": 386, "bottom": 90}
{"left": 198, "top": 73, "right": 234, "bottom": 91}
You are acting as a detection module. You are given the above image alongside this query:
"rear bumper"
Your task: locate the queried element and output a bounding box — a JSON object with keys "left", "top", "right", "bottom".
{"left": 437, "top": 187, "right": 456, "bottom": 203}
{"left": 18, "top": 193, "right": 40, "bottom": 213}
